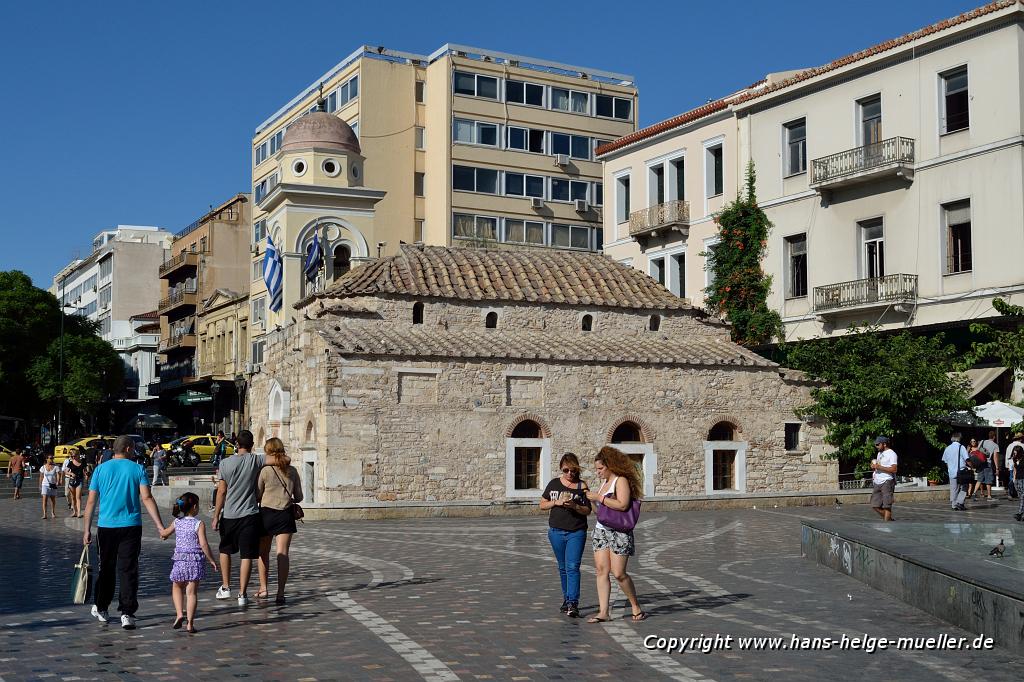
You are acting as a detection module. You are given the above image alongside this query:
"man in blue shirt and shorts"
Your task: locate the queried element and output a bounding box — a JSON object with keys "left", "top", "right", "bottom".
{"left": 82, "top": 435, "right": 166, "bottom": 629}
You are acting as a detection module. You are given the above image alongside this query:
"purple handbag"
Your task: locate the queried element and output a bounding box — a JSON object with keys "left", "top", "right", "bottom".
{"left": 596, "top": 496, "right": 641, "bottom": 532}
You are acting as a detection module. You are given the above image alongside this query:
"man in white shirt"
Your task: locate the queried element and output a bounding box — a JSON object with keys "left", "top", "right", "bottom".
{"left": 941, "top": 433, "right": 969, "bottom": 511}
{"left": 870, "top": 436, "right": 898, "bottom": 522}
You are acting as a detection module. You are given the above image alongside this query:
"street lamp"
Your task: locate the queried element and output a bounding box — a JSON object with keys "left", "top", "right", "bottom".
{"left": 233, "top": 374, "right": 245, "bottom": 433}
{"left": 210, "top": 381, "right": 220, "bottom": 433}
{"left": 57, "top": 300, "right": 83, "bottom": 446}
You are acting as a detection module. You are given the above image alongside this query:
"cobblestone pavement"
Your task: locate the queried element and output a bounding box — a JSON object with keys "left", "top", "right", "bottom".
{"left": 1, "top": 494, "right": 1021, "bottom": 681}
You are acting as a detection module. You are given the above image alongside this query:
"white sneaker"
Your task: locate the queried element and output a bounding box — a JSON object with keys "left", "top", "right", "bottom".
{"left": 90, "top": 605, "right": 109, "bottom": 623}
{"left": 121, "top": 614, "right": 136, "bottom": 629}
{"left": 237, "top": 594, "right": 249, "bottom": 607}
{"left": 215, "top": 586, "right": 231, "bottom": 600}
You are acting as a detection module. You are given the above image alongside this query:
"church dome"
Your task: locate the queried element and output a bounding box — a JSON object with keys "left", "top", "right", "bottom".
{"left": 281, "top": 111, "right": 360, "bottom": 155}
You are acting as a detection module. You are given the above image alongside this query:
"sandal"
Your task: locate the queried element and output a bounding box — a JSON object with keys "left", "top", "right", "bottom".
{"left": 172, "top": 616, "right": 185, "bottom": 630}
{"left": 631, "top": 611, "right": 649, "bottom": 622}
{"left": 254, "top": 591, "right": 269, "bottom": 600}
{"left": 187, "top": 623, "right": 198, "bottom": 634}
{"left": 586, "top": 615, "right": 609, "bottom": 623}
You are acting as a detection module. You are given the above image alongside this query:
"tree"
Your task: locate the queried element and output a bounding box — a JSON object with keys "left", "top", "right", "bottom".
{"left": 966, "top": 297, "right": 1024, "bottom": 430}
{"left": 29, "top": 335, "right": 124, "bottom": 418}
{"left": 702, "top": 162, "right": 783, "bottom": 346}
{"left": 783, "top": 326, "right": 972, "bottom": 466}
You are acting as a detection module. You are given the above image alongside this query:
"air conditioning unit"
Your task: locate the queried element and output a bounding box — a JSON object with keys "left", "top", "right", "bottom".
{"left": 574, "top": 199, "right": 589, "bottom": 213}
{"left": 244, "top": 362, "right": 254, "bottom": 374}
{"left": 530, "top": 197, "right": 544, "bottom": 209}
{"left": 554, "top": 154, "right": 570, "bottom": 167}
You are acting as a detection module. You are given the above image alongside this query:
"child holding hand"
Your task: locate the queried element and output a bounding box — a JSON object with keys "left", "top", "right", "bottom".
{"left": 160, "top": 492, "right": 218, "bottom": 633}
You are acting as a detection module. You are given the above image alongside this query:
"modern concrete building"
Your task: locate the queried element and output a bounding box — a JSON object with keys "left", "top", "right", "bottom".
{"left": 158, "top": 194, "right": 251, "bottom": 430}
{"left": 52, "top": 225, "right": 172, "bottom": 402}
{"left": 116, "top": 311, "right": 162, "bottom": 404}
{"left": 248, "top": 43, "right": 637, "bottom": 365}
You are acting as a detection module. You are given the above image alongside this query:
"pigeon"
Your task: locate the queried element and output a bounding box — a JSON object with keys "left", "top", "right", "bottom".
{"left": 989, "top": 539, "right": 1005, "bottom": 558}
{"left": 847, "top": 594, "right": 853, "bottom": 601}
{"left": 834, "top": 498, "right": 843, "bottom": 509}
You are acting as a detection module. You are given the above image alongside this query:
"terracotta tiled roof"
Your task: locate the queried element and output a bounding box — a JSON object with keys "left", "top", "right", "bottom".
{"left": 131, "top": 310, "right": 160, "bottom": 320}
{"left": 595, "top": 98, "right": 732, "bottom": 157}
{"left": 734, "top": 0, "right": 1017, "bottom": 105}
{"left": 322, "top": 326, "right": 775, "bottom": 368}
{"left": 315, "top": 245, "right": 695, "bottom": 311}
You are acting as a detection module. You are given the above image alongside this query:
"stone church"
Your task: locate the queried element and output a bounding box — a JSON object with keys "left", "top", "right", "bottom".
{"left": 247, "top": 106, "right": 835, "bottom": 515}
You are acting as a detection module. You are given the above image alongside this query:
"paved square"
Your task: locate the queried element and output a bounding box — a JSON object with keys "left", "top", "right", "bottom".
{"left": 0, "top": 496, "right": 1021, "bottom": 681}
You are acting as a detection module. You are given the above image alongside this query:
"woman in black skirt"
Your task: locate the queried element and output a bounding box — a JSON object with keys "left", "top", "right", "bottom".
{"left": 256, "top": 438, "right": 303, "bottom": 604}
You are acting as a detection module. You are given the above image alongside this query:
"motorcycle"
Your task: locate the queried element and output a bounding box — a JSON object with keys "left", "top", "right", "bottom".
{"left": 168, "top": 444, "right": 200, "bottom": 468}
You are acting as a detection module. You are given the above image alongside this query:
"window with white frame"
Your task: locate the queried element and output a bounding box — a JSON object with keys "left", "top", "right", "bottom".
{"left": 785, "top": 233, "right": 808, "bottom": 298}
{"left": 944, "top": 200, "right": 972, "bottom": 273}
{"left": 550, "top": 87, "right": 589, "bottom": 114}
{"left": 99, "top": 256, "right": 113, "bottom": 280}
{"left": 452, "top": 213, "right": 498, "bottom": 241}
{"left": 251, "top": 340, "right": 265, "bottom": 366}
{"left": 255, "top": 140, "right": 269, "bottom": 165}
{"left": 650, "top": 257, "right": 665, "bottom": 286}
{"left": 551, "top": 178, "right": 589, "bottom": 202}
{"left": 705, "top": 143, "right": 724, "bottom": 197}
{"left": 452, "top": 165, "right": 499, "bottom": 194}
{"left": 415, "top": 126, "right": 425, "bottom": 149}
{"left": 505, "top": 79, "right": 544, "bottom": 106}
{"left": 860, "top": 218, "right": 885, "bottom": 279}
{"left": 616, "top": 174, "right": 631, "bottom": 223}
{"left": 551, "top": 132, "right": 591, "bottom": 160}
{"left": 98, "top": 313, "right": 111, "bottom": 336}
{"left": 453, "top": 71, "right": 498, "bottom": 99}
{"left": 505, "top": 419, "right": 550, "bottom": 497}
{"left": 414, "top": 220, "right": 424, "bottom": 242}
{"left": 507, "top": 126, "right": 545, "bottom": 153}
{"left": 551, "top": 223, "right": 592, "bottom": 250}
{"left": 505, "top": 219, "right": 545, "bottom": 245}
{"left": 253, "top": 219, "right": 267, "bottom": 243}
{"left": 596, "top": 94, "right": 632, "bottom": 120}
{"left": 415, "top": 80, "right": 425, "bottom": 103}
{"left": 270, "top": 130, "right": 284, "bottom": 155}
{"left": 453, "top": 119, "right": 498, "bottom": 146}
{"left": 784, "top": 119, "right": 807, "bottom": 176}
{"left": 326, "top": 75, "right": 359, "bottom": 112}
{"left": 254, "top": 173, "right": 278, "bottom": 203}
{"left": 251, "top": 297, "right": 266, "bottom": 327}
{"left": 252, "top": 259, "right": 262, "bottom": 281}
{"left": 941, "top": 67, "right": 969, "bottom": 134}
{"left": 504, "top": 172, "right": 545, "bottom": 198}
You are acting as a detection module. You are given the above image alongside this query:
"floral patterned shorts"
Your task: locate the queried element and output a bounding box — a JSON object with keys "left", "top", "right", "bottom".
{"left": 592, "top": 526, "right": 635, "bottom": 556}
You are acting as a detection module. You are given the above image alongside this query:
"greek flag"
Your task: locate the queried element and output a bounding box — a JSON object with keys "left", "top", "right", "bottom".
{"left": 303, "top": 232, "right": 323, "bottom": 283}
{"left": 263, "top": 234, "right": 283, "bottom": 313}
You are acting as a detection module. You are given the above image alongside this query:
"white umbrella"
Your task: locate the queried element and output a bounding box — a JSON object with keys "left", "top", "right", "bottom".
{"left": 972, "top": 401, "right": 1024, "bottom": 490}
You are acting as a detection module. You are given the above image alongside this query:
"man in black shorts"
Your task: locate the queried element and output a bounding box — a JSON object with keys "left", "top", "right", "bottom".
{"left": 212, "top": 430, "right": 274, "bottom": 606}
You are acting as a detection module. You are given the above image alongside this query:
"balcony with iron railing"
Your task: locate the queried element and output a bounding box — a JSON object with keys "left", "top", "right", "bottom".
{"left": 628, "top": 199, "right": 690, "bottom": 239}
{"left": 158, "top": 250, "right": 201, "bottom": 277}
{"left": 810, "top": 137, "right": 915, "bottom": 192}
{"left": 157, "top": 287, "right": 198, "bottom": 315}
{"left": 813, "top": 273, "right": 917, "bottom": 317}
{"left": 158, "top": 333, "right": 197, "bottom": 353}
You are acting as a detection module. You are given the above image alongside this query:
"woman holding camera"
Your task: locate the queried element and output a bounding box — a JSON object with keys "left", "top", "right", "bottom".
{"left": 540, "top": 453, "right": 591, "bottom": 618}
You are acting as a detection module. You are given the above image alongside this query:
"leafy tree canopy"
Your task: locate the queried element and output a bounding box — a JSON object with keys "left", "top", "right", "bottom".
{"left": 965, "top": 297, "right": 1024, "bottom": 429}
{"left": 783, "top": 326, "right": 972, "bottom": 465}
{"left": 29, "top": 335, "right": 124, "bottom": 416}
{"left": 702, "top": 162, "right": 783, "bottom": 346}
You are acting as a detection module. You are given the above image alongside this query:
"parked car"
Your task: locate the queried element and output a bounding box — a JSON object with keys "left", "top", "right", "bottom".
{"left": 54, "top": 436, "right": 113, "bottom": 463}
{"left": 161, "top": 435, "right": 234, "bottom": 466}
{"left": 0, "top": 444, "right": 14, "bottom": 469}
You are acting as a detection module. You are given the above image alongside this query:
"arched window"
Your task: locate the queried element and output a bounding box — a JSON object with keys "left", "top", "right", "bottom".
{"left": 511, "top": 420, "right": 541, "bottom": 438}
{"left": 649, "top": 314, "right": 661, "bottom": 331}
{"left": 708, "top": 421, "right": 736, "bottom": 441}
{"left": 413, "top": 302, "right": 424, "bottom": 325}
{"left": 304, "top": 420, "right": 315, "bottom": 442}
{"left": 611, "top": 421, "right": 643, "bottom": 444}
{"left": 581, "top": 314, "right": 593, "bottom": 331}
{"left": 332, "top": 244, "right": 351, "bottom": 280}
{"left": 485, "top": 311, "right": 498, "bottom": 329}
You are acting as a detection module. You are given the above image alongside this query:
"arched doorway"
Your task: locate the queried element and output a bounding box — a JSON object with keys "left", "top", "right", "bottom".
{"left": 505, "top": 417, "right": 551, "bottom": 498}
{"left": 704, "top": 420, "right": 747, "bottom": 494}
{"left": 609, "top": 419, "right": 656, "bottom": 497}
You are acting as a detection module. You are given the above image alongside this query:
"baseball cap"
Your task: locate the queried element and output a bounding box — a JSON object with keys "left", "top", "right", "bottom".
{"left": 874, "top": 436, "right": 890, "bottom": 445}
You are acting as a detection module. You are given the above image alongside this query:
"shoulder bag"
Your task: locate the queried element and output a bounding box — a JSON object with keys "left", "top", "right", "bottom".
{"left": 272, "top": 467, "right": 304, "bottom": 522}
{"left": 955, "top": 445, "right": 975, "bottom": 486}
{"left": 595, "top": 477, "right": 641, "bottom": 532}
{"left": 71, "top": 544, "right": 93, "bottom": 605}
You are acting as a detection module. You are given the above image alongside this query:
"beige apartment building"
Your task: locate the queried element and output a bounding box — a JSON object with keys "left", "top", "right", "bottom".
{"left": 158, "top": 194, "right": 251, "bottom": 432}
{"left": 248, "top": 44, "right": 637, "bottom": 362}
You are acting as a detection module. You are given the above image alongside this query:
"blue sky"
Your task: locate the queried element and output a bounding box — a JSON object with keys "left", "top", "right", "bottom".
{"left": 0, "top": 0, "right": 981, "bottom": 287}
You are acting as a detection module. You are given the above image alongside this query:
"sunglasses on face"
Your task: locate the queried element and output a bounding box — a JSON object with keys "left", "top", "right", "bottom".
{"left": 561, "top": 468, "right": 575, "bottom": 474}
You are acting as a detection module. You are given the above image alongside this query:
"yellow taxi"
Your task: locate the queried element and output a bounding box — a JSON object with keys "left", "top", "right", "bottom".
{"left": 161, "top": 435, "right": 234, "bottom": 463}
{"left": 0, "top": 444, "right": 15, "bottom": 469}
{"left": 54, "top": 436, "right": 113, "bottom": 463}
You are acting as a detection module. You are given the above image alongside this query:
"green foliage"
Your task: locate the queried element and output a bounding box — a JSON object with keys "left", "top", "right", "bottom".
{"left": 926, "top": 466, "right": 946, "bottom": 483}
{"left": 783, "top": 326, "right": 972, "bottom": 466}
{"left": 702, "top": 163, "right": 782, "bottom": 346}
{"left": 965, "top": 297, "right": 1024, "bottom": 386}
{"left": 29, "top": 335, "right": 124, "bottom": 416}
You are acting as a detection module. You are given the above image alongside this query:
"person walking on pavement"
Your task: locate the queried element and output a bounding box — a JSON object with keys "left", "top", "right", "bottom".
{"left": 151, "top": 442, "right": 167, "bottom": 487}
{"left": 66, "top": 449, "right": 86, "bottom": 518}
{"left": 39, "top": 454, "right": 61, "bottom": 519}
{"left": 82, "top": 435, "right": 166, "bottom": 630}
{"left": 160, "top": 492, "right": 218, "bottom": 634}
{"left": 1010, "top": 446, "right": 1024, "bottom": 521}
{"left": 209, "top": 432, "right": 229, "bottom": 510}
{"left": 870, "top": 436, "right": 898, "bottom": 522}
{"left": 1006, "top": 432, "right": 1023, "bottom": 501}
{"left": 7, "top": 449, "right": 26, "bottom": 500}
{"left": 539, "top": 452, "right": 591, "bottom": 619}
{"left": 980, "top": 430, "right": 1001, "bottom": 490}
{"left": 256, "top": 438, "right": 304, "bottom": 605}
{"left": 212, "top": 430, "right": 278, "bottom": 606}
{"left": 941, "top": 432, "right": 969, "bottom": 511}
{"left": 62, "top": 451, "right": 74, "bottom": 510}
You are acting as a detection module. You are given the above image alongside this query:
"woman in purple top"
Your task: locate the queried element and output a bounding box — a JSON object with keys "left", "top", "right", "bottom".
{"left": 160, "top": 492, "right": 218, "bottom": 633}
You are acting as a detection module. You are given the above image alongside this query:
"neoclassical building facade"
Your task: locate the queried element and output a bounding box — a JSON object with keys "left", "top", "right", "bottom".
{"left": 249, "top": 245, "right": 836, "bottom": 512}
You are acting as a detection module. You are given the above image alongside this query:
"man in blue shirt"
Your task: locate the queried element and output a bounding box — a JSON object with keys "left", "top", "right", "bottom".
{"left": 82, "top": 435, "right": 166, "bottom": 629}
{"left": 941, "top": 432, "right": 970, "bottom": 511}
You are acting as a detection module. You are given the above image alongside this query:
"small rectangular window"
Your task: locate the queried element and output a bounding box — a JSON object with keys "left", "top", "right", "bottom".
{"left": 454, "top": 71, "right": 476, "bottom": 96}
{"left": 504, "top": 172, "right": 544, "bottom": 198}
{"left": 712, "top": 450, "right": 736, "bottom": 491}
{"left": 525, "top": 175, "right": 545, "bottom": 198}
{"left": 507, "top": 127, "right": 526, "bottom": 150}
{"left": 414, "top": 220, "right": 424, "bottom": 242}
{"left": 506, "top": 80, "right": 544, "bottom": 106}
{"left": 550, "top": 88, "right": 590, "bottom": 114}
{"left": 453, "top": 213, "right": 498, "bottom": 242}
{"left": 505, "top": 219, "right": 545, "bottom": 245}
{"left": 594, "top": 183, "right": 604, "bottom": 206}
{"left": 551, "top": 179, "right": 570, "bottom": 202}
{"left": 785, "top": 234, "right": 808, "bottom": 298}
{"left": 415, "top": 127, "right": 425, "bottom": 150}
{"left": 453, "top": 119, "right": 474, "bottom": 144}
{"left": 414, "top": 172, "right": 425, "bottom": 197}
{"left": 616, "top": 175, "right": 630, "bottom": 223}
{"left": 453, "top": 119, "right": 498, "bottom": 146}
{"left": 476, "top": 168, "right": 498, "bottom": 194}
{"left": 253, "top": 219, "right": 267, "bottom": 243}
{"left": 945, "top": 200, "right": 972, "bottom": 274}
{"left": 478, "top": 122, "right": 498, "bottom": 146}
{"left": 252, "top": 260, "right": 262, "bottom": 281}
{"left": 784, "top": 119, "right": 807, "bottom": 176}
{"left": 453, "top": 165, "right": 475, "bottom": 191}
{"left": 552, "top": 224, "right": 591, "bottom": 250}
{"left": 415, "top": 80, "right": 425, "bottom": 103}
{"left": 785, "top": 423, "right": 801, "bottom": 451}
{"left": 528, "top": 129, "right": 545, "bottom": 153}
{"left": 650, "top": 257, "right": 665, "bottom": 286}
{"left": 596, "top": 94, "right": 632, "bottom": 120}
{"left": 942, "top": 67, "right": 969, "bottom": 133}
{"left": 514, "top": 447, "right": 540, "bottom": 490}
{"left": 454, "top": 71, "right": 498, "bottom": 99}
{"left": 706, "top": 144, "right": 724, "bottom": 197}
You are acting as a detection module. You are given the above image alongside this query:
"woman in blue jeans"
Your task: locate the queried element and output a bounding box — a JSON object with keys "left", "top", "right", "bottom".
{"left": 540, "top": 453, "right": 591, "bottom": 618}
